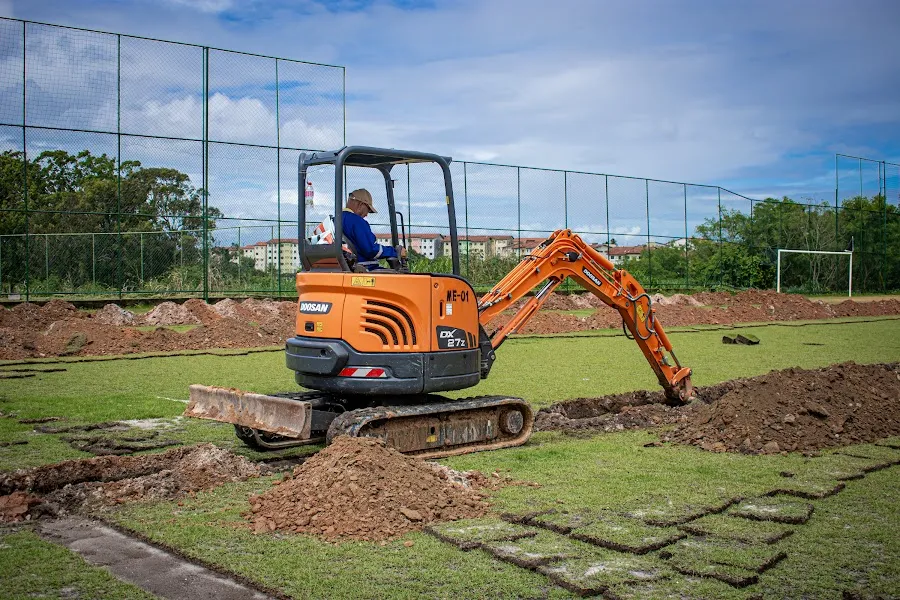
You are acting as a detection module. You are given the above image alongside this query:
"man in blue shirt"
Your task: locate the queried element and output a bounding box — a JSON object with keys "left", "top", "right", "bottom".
{"left": 342, "top": 188, "right": 407, "bottom": 269}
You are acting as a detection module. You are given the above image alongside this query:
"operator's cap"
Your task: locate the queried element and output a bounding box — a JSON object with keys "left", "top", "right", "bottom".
{"left": 349, "top": 188, "right": 377, "bottom": 213}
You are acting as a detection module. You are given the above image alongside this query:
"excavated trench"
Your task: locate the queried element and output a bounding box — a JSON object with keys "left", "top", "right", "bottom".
{"left": 536, "top": 362, "right": 900, "bottom": 454}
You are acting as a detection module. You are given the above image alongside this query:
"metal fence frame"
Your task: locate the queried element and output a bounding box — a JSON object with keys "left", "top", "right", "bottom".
{"left": 0, "top": 17, "right": 346, "bottom": 301}
{"left": 1, "top": 18, "right": 897, "bottom": 301}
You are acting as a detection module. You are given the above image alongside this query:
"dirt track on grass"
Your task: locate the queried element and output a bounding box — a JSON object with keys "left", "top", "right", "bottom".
{"left": 1, "top": 291, "right": 899, "bottom": 359}
{"left": 0, "top": 443, "right": 261, "bottom": 521}
{"left": 536, "top": 362, "right": 900, "bottom": 455}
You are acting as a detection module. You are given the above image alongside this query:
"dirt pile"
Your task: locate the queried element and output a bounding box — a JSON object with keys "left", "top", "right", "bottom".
{"left": 93, "top": 303, "right": 135, "bottom": 326}
{"left": 0, "top": 491, "right": 42, "bottom": 522}
{"left": 246, "top": 436, "right": 490, "bottom": 541}
{"left": 0, "top": 298, "right": 297, "bottom": 359}
{"left": 2, "top": 292, "right": 899, "bottom": 358}
{"left": 831, "top": 298, "right": 900, "bottom": 317}
{"left": 666, "top": 363, "right": 900, "bottom": 454}
{"left": 0, "top": 444, "right": 261, "bottom": 518}
{"left": 142, "top": 301, "right": 200, "bottom": 326}
{"left": 537, "top": 362, "right": 900, "bottom": 454}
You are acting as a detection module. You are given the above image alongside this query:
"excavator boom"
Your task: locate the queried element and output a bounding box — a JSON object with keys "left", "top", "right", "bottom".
{"left": 478, "top": 230, "right": 693, "bottom": 402}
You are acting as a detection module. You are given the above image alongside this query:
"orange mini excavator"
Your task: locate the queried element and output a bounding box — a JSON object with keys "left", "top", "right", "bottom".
{"left": 186, "top": 146, "right": 693, "bottom": 458}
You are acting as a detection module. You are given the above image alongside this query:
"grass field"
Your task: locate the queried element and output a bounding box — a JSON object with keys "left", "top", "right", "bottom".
{"left": 1, "top": 317, "right": 899, "bottom": 598}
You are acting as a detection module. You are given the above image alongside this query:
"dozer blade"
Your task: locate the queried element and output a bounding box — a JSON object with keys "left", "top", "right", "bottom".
{"left": 185, "top": 385, "right": 312, "bottom": 440}
{"left": 326, "top": 395, "right": 534, "bottom": 459}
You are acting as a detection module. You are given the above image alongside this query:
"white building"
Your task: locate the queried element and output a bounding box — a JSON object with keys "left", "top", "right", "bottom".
{"left": 240, "top": 239, "right": 300, "bottom": 271}
{"left": 374, "top": 232, "right": 445, "bottom": 259}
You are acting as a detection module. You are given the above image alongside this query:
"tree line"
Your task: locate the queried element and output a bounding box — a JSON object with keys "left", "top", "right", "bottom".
{"left": 1, "top": 149, "right": 897, "bottom": 295}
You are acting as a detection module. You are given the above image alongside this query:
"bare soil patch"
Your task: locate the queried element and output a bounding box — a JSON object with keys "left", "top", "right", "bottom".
{"left": 0, "top": 298, "right": 295, "bottom": 359}
{"left": 0, "top": 443, "right": 261, "bottom": 520}
{"left": 1, "top": 292, "right": 898, "bottom": 358}
{"left": 245, "top": 436, "right": 492, "bottom": 541}
{"left": 666, "top": 362, "right": 900, "bottom": 454}
{"left": 537, "top": 363, "right": 900, "bottom": 455}
{"left": 495, "top": 289, "right": 899, "bottom": 335}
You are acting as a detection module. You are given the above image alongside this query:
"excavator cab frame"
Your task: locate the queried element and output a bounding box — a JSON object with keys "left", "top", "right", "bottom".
{"left": 298, "top": 146, "right": 461, "bottom": 274}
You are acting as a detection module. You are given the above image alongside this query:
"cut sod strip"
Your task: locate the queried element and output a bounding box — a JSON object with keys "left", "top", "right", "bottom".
{"left": 677, "top": 513, "right": 795, "bottom": 545}
{"left": 425, "top": 517, "right": 538, "bottom": 551}
{"left": 834, "top": 443, "right": 900, "bottom": 464}
{"left": 481, "top": 531, "right": 585, "bottom": 568}
{"left": 569, "top": 513, "right": 686, "bottom": 555}
{"left": 660, "top": 536, "right": 788, "bottom": 588}
{"left": 625, "top": 496, "right": 742, "bottom": 527}
{"left": 728, "top": 497, "right": 814, "bottom": 525}
{"left": 537, "top": 546, "right": 674, "bottom": 597}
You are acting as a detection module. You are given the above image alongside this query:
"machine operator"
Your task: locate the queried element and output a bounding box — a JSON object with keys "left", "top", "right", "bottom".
{"left": 342, "top": 188, "right": 407, "bottom": 270}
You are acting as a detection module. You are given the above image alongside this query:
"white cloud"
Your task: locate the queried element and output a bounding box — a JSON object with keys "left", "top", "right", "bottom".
{"left": 160, "top": 0, "right": 233, "bottom": 14}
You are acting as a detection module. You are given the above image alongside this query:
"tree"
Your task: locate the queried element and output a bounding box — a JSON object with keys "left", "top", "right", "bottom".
{"left": 0, "top": 149, "right": 221, "bottom": 293}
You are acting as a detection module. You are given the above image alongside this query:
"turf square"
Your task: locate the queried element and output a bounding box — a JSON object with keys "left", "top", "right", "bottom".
{"left": 481, "top": 530, "right": 585, "bottom": 569}
{"left": 537, "top": 547, "right": 673, "bottom": 597}
{"left": 626, "top": 497, "right": 740, "bottom": 527}
{"left": 530, "top": 508, "right": 596, "bottom": 534}
{"left": 835, "top": 443, "right": 900, "bottom": 465}
{"left": 569, "top": 512, "right": 685, "bottom": 554}
{"left": 728, "top": 497, "right": 814, "bottom": 524}
{"left": 661, "top": 536, "right": 787, "bottom": 574}
{"left": 678, "top": 513, "right": 795, "bottom": 545}
{"left": 425, "top": 517, "right": 538, "bottom": 550}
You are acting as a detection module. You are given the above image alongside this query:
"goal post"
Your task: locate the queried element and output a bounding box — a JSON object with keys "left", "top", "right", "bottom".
{"left": 776, "top": 249, "right": 853, "bottom": 297}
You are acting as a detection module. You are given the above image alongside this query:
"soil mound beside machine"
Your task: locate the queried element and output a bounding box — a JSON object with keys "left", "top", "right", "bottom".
{"left": 186, "top": 146, "right": 693, "bottom": 458}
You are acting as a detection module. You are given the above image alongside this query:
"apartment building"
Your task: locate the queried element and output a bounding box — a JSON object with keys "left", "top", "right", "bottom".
{"left": 374, "top": 232, "right": 446, "bottom": 259}
{"left": 240, "top": 239, "right": 300, "bottom": 271}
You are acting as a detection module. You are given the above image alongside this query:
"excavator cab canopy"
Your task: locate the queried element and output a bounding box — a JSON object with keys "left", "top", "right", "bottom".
{"left": 298, "top": 146, "right": 460, "bottom": 274}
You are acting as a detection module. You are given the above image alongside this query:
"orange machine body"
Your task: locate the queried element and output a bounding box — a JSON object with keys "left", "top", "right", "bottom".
{"left": 290, "top": 229, "right": 692, "bottom": 402}
{"left": 295, "top": 272, "right": 480, "bottom": 354}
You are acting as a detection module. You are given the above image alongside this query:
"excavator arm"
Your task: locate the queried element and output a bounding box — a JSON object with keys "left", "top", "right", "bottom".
{"left": 478, "top": 230, "right": 694, "bottom": 402}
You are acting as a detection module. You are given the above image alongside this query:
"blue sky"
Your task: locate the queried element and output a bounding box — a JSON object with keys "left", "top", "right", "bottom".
{"left": 1, "top": 0, "right": 899, "bottom": 245}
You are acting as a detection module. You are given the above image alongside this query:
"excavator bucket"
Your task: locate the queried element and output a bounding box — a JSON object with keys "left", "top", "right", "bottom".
{"left": 185, "top": 385, "right": 312, "bottom": 439}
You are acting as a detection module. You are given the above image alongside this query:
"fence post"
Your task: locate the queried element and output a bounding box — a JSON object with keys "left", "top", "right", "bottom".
{"left": 92, "top": 234, "right": 95, "bottom": 285}
{"left": 116, "top": 33, "right": 122, "bottom": 300}
{"left": 139, "top": 232, "right": 144, "bottom": 283}
{"left": 858, "top": 158, "right": 862, "bottom": 199}
{"left": 0, "top": 235, "right": 3, "bottom": 293}
{"left": 718, "top": 188, "right": 723, "bottom": 287}
{"left": 237, "top": 226, "right": 241, "bottom": 287}
{"left": 202, "top": 46, "right": 210, "bottom": 301}
{"left": 882, "top": 160, "right": 887, "bottom": 293}
{"left": 605, "top": 175, "right": 610, "bottom": 250}
{"left": 645, "top": 179, "right": 651, "bottom": 288}
{"left": 44, "top": 234, "right": 48, "bottom": 280}
{"left": 683, "top": 183, "right": 688, "bottom": 290}
{"left": 834, "top": 154, "right": 839, "bottom": 251}
{"left": 275, "top": 57, "right": 282, "bottom": 298}
{"left": 463, "top": 162, "right": 468, "bottom": 279}
{"left": 516, "top": 167, "right": 521, "bottom": 260}
{"left": 22, "top": 23, "right": 28, "bottom": 301}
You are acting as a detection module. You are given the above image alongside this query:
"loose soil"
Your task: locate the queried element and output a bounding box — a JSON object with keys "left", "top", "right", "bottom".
{"left": 536, "top": 362, "right": 900, "bottom": 455}
{"left": 1, "top": 291, "right": 898, "bottom": 358}
{"left": 245, "top": 436, "right": 492, "bottom": 541}
{"left": 0, "top": 443, "right": 261, "bottom": 520}
{"left": 0, "top": 298, "right": 296, "bottom": 359}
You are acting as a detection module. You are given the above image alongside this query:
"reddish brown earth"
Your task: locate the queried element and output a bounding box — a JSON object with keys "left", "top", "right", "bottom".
{"left": 0, "top": 298, "right": 296, "bottom": 359}
{"left": 1, "top": 291, "right": 898, "bottom": 359}
{"left": 246, "top": 436, "right": 491, "bottom": 541}
{"left": 665, "top": 362, "right": 900, "bottom": 454}
{"left": 537, "top": 362, "right": 900, "bottom": 455}
{"left": 488, "top": 289, "right": 900, "bottom": 335}
{"left": 0, "top": 444, "right": 261, "bottom": 519}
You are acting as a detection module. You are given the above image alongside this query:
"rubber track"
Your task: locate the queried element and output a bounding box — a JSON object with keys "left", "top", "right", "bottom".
{"left": 326, "top": 395, "right": 534, "bottom": 459}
